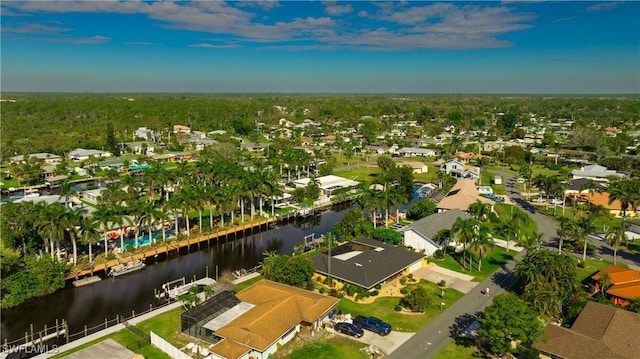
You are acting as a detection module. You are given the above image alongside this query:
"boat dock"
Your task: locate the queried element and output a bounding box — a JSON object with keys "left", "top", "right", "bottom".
{"left": 72, "top": 276, "right": 102, "bottom": 287}
{"left": 65, "top": 218, "right": 274, "bottom": 280}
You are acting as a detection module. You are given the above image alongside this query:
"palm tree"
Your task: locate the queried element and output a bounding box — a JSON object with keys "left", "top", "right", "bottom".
{"left": 574, "top": 215, "right": 596, "bottom": 261}
{"left": 92, "top": 206, "right": 113, "bottom": 256}
{"left": 468, "top": 200, "right": 490, "bottom": 221}
{"left": 36, "top": 202, "right": 68, "bottom": 260}
{"left": 521, "top": 231, "right": 544, "bottom": 251}
{"left": 63, "top": 208, "right": 84, "bottom": 265}
{"left": 79, "top": 215, "right": 100, "bottom": 263}
{"left": 518, "top": 161, "right": 532, "bottom": 200}
{"left": 605, "top": 223, "right": 627, "bottom": 264}
{"left": 597, "top": 272, "right": 612, "bottom": 295}
{"left": 498, "top": 220, "right": 518, "bottom": 253}
{"left": 608, "top": 179, "right": 637, "bottom": 228}
{"left": 468, "top": 225, "right": 492, "bottom": 271}
{"left": 453, "top": 218, "right": 477, "bottom": 270}
{"left": 579, "top": 179, "right": 602, "bottom": 212}
{"left": 557, "top": 216, "right": 574, "bottom": 253}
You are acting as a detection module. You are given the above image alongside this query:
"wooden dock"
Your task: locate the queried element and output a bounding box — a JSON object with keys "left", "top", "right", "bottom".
{"left": 65, "top": 218, "right": 274, "bottom": 280}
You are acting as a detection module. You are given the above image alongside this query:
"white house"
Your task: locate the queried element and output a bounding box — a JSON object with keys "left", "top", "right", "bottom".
{"left": 402, "top": 210, "right": 471, "bottom": 255}
{"left": 9, "top": 153, "right": 61, "bottom": 164}
{"left": 476, "top": 186, "right": 494, "bottom": 195}
{"left": 571, "top": 164, "right": 625, "bottom": 182}
{"left": 398, "top": 161, "right": 428, "bottom": 174}
{"left": 293, "top": 175, "right": 360, "bottom": 198}
{"left": 68, "top": 148, "right": 112, "bottom": 162}
{"left": 397, "top": 147, "right": 441, "bottom": 157}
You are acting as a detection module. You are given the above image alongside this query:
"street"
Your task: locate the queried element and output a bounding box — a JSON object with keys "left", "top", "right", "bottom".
{"left": 389, "top": 170, "right": 639, "bottom": 358}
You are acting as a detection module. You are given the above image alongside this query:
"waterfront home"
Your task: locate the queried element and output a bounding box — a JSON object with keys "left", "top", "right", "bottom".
{"left": 186, "top": 281, "right": 338, "bottom": 359}
{"left": 312, "top": 238, "right": 426, "bottom": 290}
{"left": 437, "top": 179, "right": 493, "bottom": 212}
{"left": 292, "top": 175, "right": 360, "bottom": 199}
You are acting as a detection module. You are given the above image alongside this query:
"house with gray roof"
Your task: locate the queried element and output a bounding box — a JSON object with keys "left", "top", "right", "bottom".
{"left": 9, "top": 153, "right": 61, "bottom": 164}
{"left": 571, "top": 164, "right": 625, "bottom": 182}
{"left": 68, "top": 148, "right": 112, "bottom": 161}
{"left": 311, "top": 238, "right": 425, "bottom": 290}
{"left": 397, "top": 147, "right": 441, "bottom": 157}
{"left": 402, "top": 209, "right": 470, "bottom": 255}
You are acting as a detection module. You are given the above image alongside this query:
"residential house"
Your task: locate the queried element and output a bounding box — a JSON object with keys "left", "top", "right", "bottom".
{"left": 588, "top": 192, "right": 638, "bottom": 218}
{"left": 436, "top": 179, "right": 494, "bottom": 212}
{"left": 312, "top": 238, "right": 426, "bottom": 290}
{"left": 564, "top": 178, "right": 607, "bottom": 202}
{"left": 591, "top": 265, "right": 640, "bottom": 306}
{"left": 397, "top": 161, "right": 428, "bottom": 174}
{"left": 293, "top": 175, "right": 360, "bottom": 198}
{"left": 534, "top": 301, "right": 640, "bottom": 359}
{"left": 120, "top": 141, "right": 155, "bottom": 155}
{"left": 68, "top": 148, "right": 112, "bottom": 162}
{"left": 9, "top": 153, "right": 61, "bottom": 165}
{"left": 40, "top": 165, "right": 56, "bottom": 179}
{"left": 455, "top": 151, "right": 483, "bottom": 163}
{"left": 173, "top": 124, "right": 191, "bottom": 134}
{"left": 402, "top": 210, "right": 471, "bottom": 255}
{"left": 200, "top": 281, "right": 338, "bottom": 359}
{"left": 571, "top": 164, "right": 626, "bottom": 182}
{"left": 134, "top": 127, "right": 159, "bottom": 141}
{"left": 149, "top": 152, "right": 193, "bottom": 163}
{"left": 98, "top": 159, "right": 126, "bottom": 171}
{"left": 397, "top": 147, "right": 440, "bottom": 157}
{"left": 240, "top": 142, "right": 269, "bottom": 153}
{"left": 442, "top": 160, "right": 480, "bottom": 182}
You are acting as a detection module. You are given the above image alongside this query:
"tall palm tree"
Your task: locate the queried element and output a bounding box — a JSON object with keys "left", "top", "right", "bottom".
{"left": 453, "top": 218, "right": 478, "bottom": 270}
{"left": 608, "top": 179, "right": 638, "bottom": 228}
{"left": 92, "top": 206, "right": 114, "bottom": 256}
{"left": 557, "top": 216, "right": 574, "bottom": 253}
{"left": 605, "top": 223, "right": 627, "bottom": 264}
{"left": 574, "top": 215, "right": 596, "bottom": 261}
{"left": 78, "top": 215, "right": 100, "bottom": 263}
{"left": 36, "top": 202, "right": 68, "bottom": 260}
{"left": 63, "top": 208, "right": 84, "bottom": 265}
{"left": 498, "top": 220, "right": 518, "bottom": 253}
{"left": 468, "top": 200, "right": 490, "bottom": 221}
{"left": 597, "top": 272, "right": 612, "bottom": 295}
{"left": 468, "top": 225, "right": 492, "bottom": 271}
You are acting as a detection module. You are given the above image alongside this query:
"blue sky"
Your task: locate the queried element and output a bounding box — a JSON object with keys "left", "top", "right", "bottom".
{"left": 1, "top": 1, "right": 639, "bottom": 94}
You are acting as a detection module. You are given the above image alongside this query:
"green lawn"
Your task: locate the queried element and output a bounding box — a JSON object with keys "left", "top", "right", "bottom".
{"left": 575, "top": 258, "right": 626, "bottom": 283}
{"left": 277, "top": 337, "right": 368, "bottom": 359}
{"left": 236, "top": 275, "right": 264, "bottom": 292}
{"left": 337, "top": 280, "right": 464, "bottom": 332}
{"left": 50, "top": 329, "right": 171, "bottom": 359}
{"left": 433, "top": 337, "right": 488, "bottom": 359}
{"left": 434, "top": 246, "right": 515, "bottom": 282}
{"left": 333, "top": 166, "right": 381, "bottom": 185}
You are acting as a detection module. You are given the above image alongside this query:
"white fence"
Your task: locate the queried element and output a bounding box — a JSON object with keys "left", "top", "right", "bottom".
{"left": 150, "top": 331, "right": 192, "bottom": 359}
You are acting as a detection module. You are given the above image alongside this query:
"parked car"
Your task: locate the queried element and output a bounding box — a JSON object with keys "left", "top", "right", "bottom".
{"left": 551, "top": 198, "right": 563, "bottom": 205}
{"left": 334, "top": 322, "right": 364, "bottom": 338}
{"left": 353, "top": 315, "right": 392, "bottom": 336}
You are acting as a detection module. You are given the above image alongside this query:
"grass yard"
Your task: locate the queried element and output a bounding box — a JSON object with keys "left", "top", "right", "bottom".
{"left": 276, "top": 337, "right": 368, "bottom": 359}
{"left": 337, "top": 280, "right": 464, "bottom": 332}
{"left": 575, "top": 258, "right": 625, "bottom": 283}
{"left": 435, "top": 246, "right": 515, "bottom": 282}
{"left": 333, "top": 166, "right": 381, "bottom": 185}
{"left": 235, "top": 275, "right": 264, "bottom": 292}
{"left": 433, "top": 337, "right": 488, "bottom": 359}
{"left": 50, "top": 328, "right": 171, "bottom": 359}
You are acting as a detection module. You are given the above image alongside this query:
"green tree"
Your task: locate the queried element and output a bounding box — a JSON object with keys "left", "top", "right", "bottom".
{"left": 605, "top": 222, "right": 627, "bottom": 265}
{"left": 468, "top": 225, "right": 492, "bottom": 271}
{"left": 406, "top": 199, "right": 436, "bottom": 220}
{"left": 105, "top": 123, "right": 120, "bottom": 156}
{"left": 477, "top": 293, "right": 543, "bottom": 356}
{"left": 400, "top": 286, "right": 432, "bottom": 312}
{"left": 515, "top": 250, "right": 579, "bottom": 319}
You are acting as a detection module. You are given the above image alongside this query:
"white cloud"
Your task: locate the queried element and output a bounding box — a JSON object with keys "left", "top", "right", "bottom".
{"left": 123, "top": 41, "right": 154, "bottom": 46}
{"left": 323, "top": 1, "right": 353, "bottom": 16}
{"left": 586, "top": 2, "right": 621, "bottom": 12}
{"left": 189, "top": 43, "right": 242, "bottom": 49}
{"left": 2, "top": 1, "right": 537, "bottom": 50}
{"left": 235, "top": 1, "right": 281, "bottom": 11}
{"left": 2, "top": 23, "right": 72, "bottom": 35}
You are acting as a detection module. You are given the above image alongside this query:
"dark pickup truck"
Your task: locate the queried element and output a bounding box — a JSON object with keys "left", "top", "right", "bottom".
{"left": 353, "top": 315, "right": 392, "bottom": 336}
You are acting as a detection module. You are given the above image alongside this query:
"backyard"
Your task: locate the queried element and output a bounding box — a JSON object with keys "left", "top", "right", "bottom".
{"left": 434, "top": 246, "right": 516, "bottom": 282}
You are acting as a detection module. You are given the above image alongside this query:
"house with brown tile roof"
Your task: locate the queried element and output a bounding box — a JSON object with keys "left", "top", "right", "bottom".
{"left": 588, "top": 192, "right": 638, "bottom": 218}
{"left": 207, "top": 280, "right": 339, "bottom": 359}
{"left": 592, "top": 265, "right": 640, "bottom": 306}
{"left": 436, "top": 179, "right": 493, "bottom": 212}
{"left": 534, "top": 301, "right": 640, "bottom": 359}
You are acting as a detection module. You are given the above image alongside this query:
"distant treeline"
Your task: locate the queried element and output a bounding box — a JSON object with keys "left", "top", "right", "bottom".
{"left": 1, "top": 93, "right": 638, "bottom": 158}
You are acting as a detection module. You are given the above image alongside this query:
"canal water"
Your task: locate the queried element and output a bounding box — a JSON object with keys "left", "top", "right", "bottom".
{"left": 1, "top": 186, "right": 424, "bottom": 346}
{"left": 0, "top": 204, "right": 351, "bottom": 345}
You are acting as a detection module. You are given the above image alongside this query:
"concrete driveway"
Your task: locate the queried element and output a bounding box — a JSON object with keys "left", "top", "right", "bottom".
{"left": 413, "top": 263, "right": 478, "bottom": 294}
{"left": 326, "top": 325, "right": 414, "bottom": 355}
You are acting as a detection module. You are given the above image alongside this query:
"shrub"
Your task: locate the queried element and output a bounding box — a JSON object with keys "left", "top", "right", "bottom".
{"left": 375, "top": 284, "right": 382, "bottom": 290}
{"left": 400, "top": 286, "right": 410, "bottom": 295}
{"left": 433, "top": 249, "right": 445, "bottom": 259}
{"left": 400, "top": 276, "right": 407, "bottom": 285}
{"left": 394, "top": 305, "right": 402, "bottom": 312}
{"left": 370, "top": 290, "right": 379, "bottom": 296}
{"left": 407, "top": 273, "right": 414, "bottom": 281}
{"left": 400, "top": 286, "right": 432, "bottom": 312}
{"left": 319, "top": 287, "right": 327, "bottom": 294}
{"left": 438, "top": 280, "right": 446, "bottom": 288}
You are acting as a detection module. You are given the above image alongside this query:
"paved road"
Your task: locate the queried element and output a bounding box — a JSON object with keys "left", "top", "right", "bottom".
{"left": 389, "top": 170, "right": 640, "bottom": 358}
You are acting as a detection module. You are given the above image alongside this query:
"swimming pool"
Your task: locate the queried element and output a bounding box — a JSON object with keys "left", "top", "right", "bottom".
{"left": 115, "top": 231, "right": 176, "bottom": 250}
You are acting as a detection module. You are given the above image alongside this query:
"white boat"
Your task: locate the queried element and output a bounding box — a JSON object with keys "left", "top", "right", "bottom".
{"left": 108, "top": 259, "right": 146, "bottom": 277}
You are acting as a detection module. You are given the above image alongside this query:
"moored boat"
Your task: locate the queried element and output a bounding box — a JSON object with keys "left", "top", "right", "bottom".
{"left": 108, "top": 259, "right": 146, "bottom": 277}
